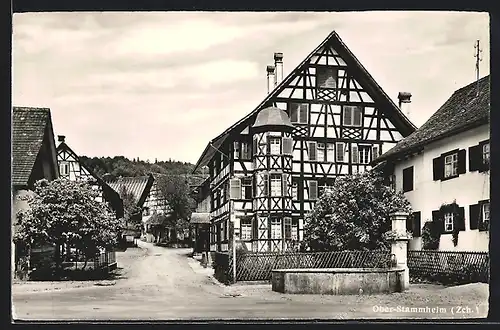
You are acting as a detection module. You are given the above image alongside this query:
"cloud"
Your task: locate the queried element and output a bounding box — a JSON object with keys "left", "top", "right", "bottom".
{"left": 12, "top": 11, "right": 490, "bottom": 163}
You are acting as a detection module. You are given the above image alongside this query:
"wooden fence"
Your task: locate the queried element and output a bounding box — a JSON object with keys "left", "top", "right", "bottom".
{"left": 213, "top": 250, "right": 393, "bottom": 283}
{"left": 408, "top": 250, "right": 489, "bottom": 285}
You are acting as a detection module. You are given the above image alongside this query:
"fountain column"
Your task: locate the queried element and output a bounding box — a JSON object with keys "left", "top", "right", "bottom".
{"left": 389, "top": 211, "right": 411, "bottom": 291}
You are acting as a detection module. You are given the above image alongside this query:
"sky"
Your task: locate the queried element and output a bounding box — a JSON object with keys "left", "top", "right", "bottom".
{"left": 12, "top": 11, "right": 490, "bottom": 165}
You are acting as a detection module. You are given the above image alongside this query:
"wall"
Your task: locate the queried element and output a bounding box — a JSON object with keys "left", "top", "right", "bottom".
{"left": 393, "top": 124, "right": 489, "bottom": 252}
{"left": 12, "top": 189, "right": 36, "bottom": 278}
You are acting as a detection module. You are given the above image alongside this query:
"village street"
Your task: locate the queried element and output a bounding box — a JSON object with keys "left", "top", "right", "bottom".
{"left": 13, "top": 241, "right": 489, "bottom": 321}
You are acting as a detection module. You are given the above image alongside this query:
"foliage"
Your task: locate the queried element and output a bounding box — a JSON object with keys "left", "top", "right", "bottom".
{"left": 14, "top": 179, "right": 123, "bottom": 269}
{"left": 156, "top": 175, "right": 197, "bottom": 240}
{"left": 302, "top": 171, "right": 411, "bottom": 252}
{"left": 80, "top": 155, "right": 205, "bottom": 178}
{"left": 117, "top": 185, "right": 142, "bottom": 231}
{"left": 439, "top": 201, "right": 461, "bottom": 247}
{"left": 421, "top": 221, "right": 441, "bottom": 250}
{"left": 382, "top": 229, "right": 413, "bottom": 241}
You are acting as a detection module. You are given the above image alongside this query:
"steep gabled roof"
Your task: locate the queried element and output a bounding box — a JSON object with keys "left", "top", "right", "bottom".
{"left": 193, "top": 30, "right": 416, "bottom": 172}
{"left": 56, "top": 140, "right": 124, "bottom": 216}
{"left": 107, "top": 174, "right": 154, "bottom": 207}
{"left": 12, "top": 107, "right": 58, "bottom": 186}
{"left": 374, "top": 75, "right": 490, "bottom": 163}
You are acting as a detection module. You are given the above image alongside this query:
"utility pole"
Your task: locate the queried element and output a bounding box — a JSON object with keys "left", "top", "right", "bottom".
{"left": 474, "top": 39, "right": 483, "bottom": 96}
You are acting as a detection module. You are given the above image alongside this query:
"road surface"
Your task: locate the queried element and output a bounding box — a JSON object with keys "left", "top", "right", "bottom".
{"left": 12, "top": 241, "right": 489, "bottom": 321}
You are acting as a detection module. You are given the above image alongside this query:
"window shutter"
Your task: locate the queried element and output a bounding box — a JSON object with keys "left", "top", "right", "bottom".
{"left": 309, "top": 181, "right": 318, "bottom": 200}
{"left": 343, "top": 106, "right": 353, "bottom": 126}
{"left": 469, "top": 203, "right": 480, "bottom": 230}
{"left": 253, "top": 139, "right": 257, "bottom": 156}
{"left": 432, "top": 156, "right": 443, "bottom": 181}
{"left": 283, "top": 137, "right": 293, "bottom": 155}
{"left": 230, "top": 179, "right": 241, "bottom": 199}
{"left": 282, "top": 174, "right": 289, "bottom": 197}
{"left": 299, "top": 104, "right": 308, "bottom": 124}
{"left": 308, "top": 142, "right": 317, "bottom": 161}
{"left": 458, "top": 207, "right": 466, "bottom": 231}
{"left": 290, "top": 104, "right": 298, "bottom": 123}
{"left": 353, "top": 106, "right": 362, "bottom": 126}
{"left": 432, "top": 210, "right": 443, "bottom": 234}
{"left": 402, "top": 166, "right": 414, "bottom": 192}
{"left": 458, "top": 149, "right": 466, "bottom": 174}
{"left": 412, "top": 212, "right": 421, "bottom": 237}
{"left": 406, "top": 215, "right": 412, "bottom": 232}
{"left": 469, "top": 145, "right": 480, "bottom": 172}
{"left": 263, "top": 173, "right": 269, "bottom": 196}
{"left": 372, "top": 145, "right": 379, "bottom": 159}
{"left": 336, "top": 143, "right": 344, "bottom": 162}
{"left": 351, "top": 145, "right": 359, "bottom": 164}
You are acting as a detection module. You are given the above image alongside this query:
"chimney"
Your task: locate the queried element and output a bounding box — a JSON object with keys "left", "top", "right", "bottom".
{"left": 57, "top": 135, "right": 66, "bottom": 143}
{"left": 398, "top": 92, "right": 412, "bottom": 118}
{"left": 274, "top": 52, "right": 283, "bottom": 86}
{"left": 267, "top": 65, "right": 276, "bottom": 94}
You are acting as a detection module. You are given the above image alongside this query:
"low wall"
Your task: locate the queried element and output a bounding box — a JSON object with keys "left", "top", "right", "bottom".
{"left": 271, "top": 268, "right": 405, "bottom": 295}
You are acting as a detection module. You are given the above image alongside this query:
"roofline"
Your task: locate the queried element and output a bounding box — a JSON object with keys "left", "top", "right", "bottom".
{"left": 372, "top": 117, "right": 489, "bottom": 165}
{"left": 193, "top": 30, "right": 417, "bottom": 171}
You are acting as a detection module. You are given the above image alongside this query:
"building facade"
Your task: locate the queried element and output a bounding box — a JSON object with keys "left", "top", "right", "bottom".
{"left": 192, "top": 31, "right": 416, "bottom": 253}
{"left": 12, "top": 107, "right": 60, "bottom": 278}
{"left": 373, "top": 76, "right": 490, "bottom": 252}
{"left": 56, "top": 135, "right": 124, "bottom": 218}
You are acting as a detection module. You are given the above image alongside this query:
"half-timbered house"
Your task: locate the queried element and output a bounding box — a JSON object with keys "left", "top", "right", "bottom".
{"left": 192, "top": 31, "right": 416, "bottom": 253}
{"left": 56, "top": 135, "right": 124, "bottom": 218}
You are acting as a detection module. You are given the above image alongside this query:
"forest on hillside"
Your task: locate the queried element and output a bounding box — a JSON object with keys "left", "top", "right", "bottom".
{"left": 80, "top": 156, "right": 206, "bottom": 179}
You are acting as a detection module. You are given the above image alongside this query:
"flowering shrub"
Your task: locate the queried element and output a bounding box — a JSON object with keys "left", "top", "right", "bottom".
{"left": 303, "top": 171, "right": 411, "bottom": 252}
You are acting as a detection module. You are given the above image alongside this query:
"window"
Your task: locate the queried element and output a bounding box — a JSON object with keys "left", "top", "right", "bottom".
{"left": 242, "top": 177, "right": 252, "bottom": 199}
{"left": 444, "top": 212, "right": 454, "bottom": 232}
{"left": 253, "top": 137, "right": 258, "bottom": 156}
{"left": 271, "top": 218, "right": 282, "bottom": 239}
{"left": 270, "top": 174, "right": 282, "bottom": 196}
{"left": 142, "top": 207, "right": 150, "bottom": 216}
{"left": 482, "top": 143, "right": 490, "bottom": 164}
{"left": 326, "top": 143, "right": 335, "bottom": 162}
{"left": 351, "top": 145, "right": 359, "bottom": 164}
{"left": 483, "top": 203, "right": 490, "bottom": 222}
{"left": 469, "top": 140, "right": 489, "bottom": 172}
{"left": 317, "top": 143, "right": 325, "bottom": 162}
{"left": 402, "top": 166, "right": 414, "bottom": 192}
{"left": 317, "top": 67, "right": 337, "bottom": 89}
{"left": 308, "top": 180, "right": 318, "bottom": 200}
{"left": 284, "top": 218, "right": 294, "bottom": 239}
{"left": 388, "top": 174, "right": 396, "bottom": 191}
{"left": 292, "top": 182, "right": 298, "bottom": 200}
{"left": 241, "top": 142, "right": 251, "bottom": 160}
{"left": 59, "top": 162, "right": 69, "bottom": 176}
{"left": 241, "top": 218, "right": 252, "bottom": 240}
{"left": 372, "top": 145, "right": 379, "bottom": 160}
{"left": 342, "top": 106, "right": 362, "bottom": 127}
{"left": 233, "top": 142, "right": 240, "bottom": 159}
{"left": 434, "top": 149, "right": 466, "bottom": 180}
{"left": 336, "top": 143, "right": 345, "bottom": 162}
{"left": 308, "top": 142, "right": 317, "bottom": 161}
{"left": 230, "top": 178, "right": 241, "bottom": 199}
{"left": 444, "top": 153, "right": 458, "bottom": 178}
{"left": 289, "top": 103, "right": 308, "bottom": 124}
{"left": 471, "top": 200, "right": 490, "bottom": 231}
{"left": 269, "top": 137, "right": 281, "bottom": 155}
{"left": 359, "top": 146, "right": 371, "bottom": 165}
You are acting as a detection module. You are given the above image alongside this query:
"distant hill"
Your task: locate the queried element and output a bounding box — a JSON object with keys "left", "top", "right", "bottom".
{"left": 80, "top": 156, "right": 207, "bottom": 181}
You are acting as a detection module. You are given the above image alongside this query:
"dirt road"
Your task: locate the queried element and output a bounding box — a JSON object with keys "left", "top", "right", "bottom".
{"left": 12, "top": 241, "right": 489, "bottom": 321}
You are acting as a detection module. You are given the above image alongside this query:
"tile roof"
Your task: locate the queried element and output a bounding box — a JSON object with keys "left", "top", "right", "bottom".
{"left": 374, "top": 75, "right": 490, "bottom": 163}
{"left": 190, "top": 212, "right": 210, "bottom": 224}
{"left": 106, "top": 174, "right": 154, "bottom": 207}
{"left": 193, "top": 30, "right": 417, "bottom": 171}
{"left": 12, "top": 107, "right": 53, "bottom": 186}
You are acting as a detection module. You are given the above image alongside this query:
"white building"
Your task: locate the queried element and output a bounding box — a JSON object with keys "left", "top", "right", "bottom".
{"left": 373, "top": 76, "right": 490, "bottom": 252}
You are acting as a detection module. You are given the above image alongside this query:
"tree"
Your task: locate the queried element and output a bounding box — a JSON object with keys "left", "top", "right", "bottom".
{"left": 156, "top": 175, "right": 196, "bottom": 242}
{"left": 14, "top": 179, "right": 123, "bottom": 270}
{"left": 118, "top": 185, "right": 142, "bottom": 232}
{"left": 303, "top": 171, "right": 411, "bottom": 252}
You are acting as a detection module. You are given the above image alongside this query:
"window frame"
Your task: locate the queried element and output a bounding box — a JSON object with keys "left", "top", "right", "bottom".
{"left": 358, "top": 145, "right": 371, "bottom": 165}
{"left": 326, "top": 143, "right": 335, "bottom": 162}
{"left": 317, "top": 142, "right": 325, "bottom": 162}
{"left": 289, "top": 103, "right": 309, "bottom": 124}
{"left": 316, "top": 66, "right": 338, "bottom": 89}
{"left": 241, "top": 177, "right": 252, "bottom": 200}
{"left": 59, "top": 162, "right": 69, "bottom": 176}
{"left": 240, "top": 142, "right": 251, "bottom": 160}
{"left": 444, "top": 152, "right": 459, "bottom": 179}
{"left": 240, "top": 217, "right": 252, "bottom": 240}
{"left": 270, "top": 217, "right": 282, "bottom": 239}
{"left": 269, "top": 137, "right": 282, "bottom": 155}
{"left": 270, "top": 173, "right": 283, "bottom": 197}
{"left": 342, "top": 105, "right": 363, "bottom": 128}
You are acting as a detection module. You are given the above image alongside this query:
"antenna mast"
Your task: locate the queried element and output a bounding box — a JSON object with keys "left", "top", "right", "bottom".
{"left": 474, "top": 39, "right": 483, "bottom": 96}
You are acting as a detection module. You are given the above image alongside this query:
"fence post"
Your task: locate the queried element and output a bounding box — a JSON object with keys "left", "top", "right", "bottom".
{"left": 389, "top": 211, "right": 411, "bottom": 291}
